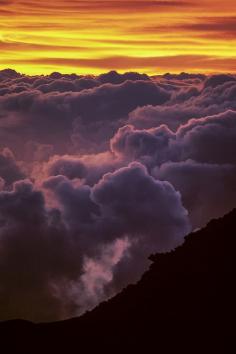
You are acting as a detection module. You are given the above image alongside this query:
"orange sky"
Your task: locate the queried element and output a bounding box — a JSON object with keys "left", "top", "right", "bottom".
{"left": 0, "top": 0, "right": 236, "bottom": 75}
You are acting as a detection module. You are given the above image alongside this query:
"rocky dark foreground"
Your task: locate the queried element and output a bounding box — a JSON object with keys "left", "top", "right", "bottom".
{"left": 0, "top": 209, "right": 235, "bottom": 353}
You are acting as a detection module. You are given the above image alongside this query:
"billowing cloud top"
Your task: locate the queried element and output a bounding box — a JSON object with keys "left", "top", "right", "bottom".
{"left": 0, "top": 1, "right": 236, "bottom": 74}
{"left": 0, "top": 70, "right": 236, "bottom": 322}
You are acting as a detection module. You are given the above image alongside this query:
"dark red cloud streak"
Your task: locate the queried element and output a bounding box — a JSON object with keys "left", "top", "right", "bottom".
{"left": 4, "top": 55, "right": 235, "bottom": 73}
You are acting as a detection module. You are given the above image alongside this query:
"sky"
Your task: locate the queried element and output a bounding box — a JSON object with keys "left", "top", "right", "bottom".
{"left": 0, "top": 0, "right": 236, "bottom": 324}
{"left": 0, "top": 0, "right": 236, "bottom": 75}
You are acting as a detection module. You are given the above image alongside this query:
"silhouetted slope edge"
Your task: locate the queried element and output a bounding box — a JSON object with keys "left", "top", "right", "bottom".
{"left": 0, "top": 209, "right": 235, "bottom": 353}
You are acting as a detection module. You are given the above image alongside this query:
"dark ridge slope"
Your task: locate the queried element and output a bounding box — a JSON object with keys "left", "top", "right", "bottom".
{"left": 0, "top": 209, "right": 235, "bottom": 353}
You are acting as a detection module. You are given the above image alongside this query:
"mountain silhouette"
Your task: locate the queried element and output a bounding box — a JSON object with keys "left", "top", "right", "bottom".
{"left": 0, "top": 209, "right": 235, "bottom": 353}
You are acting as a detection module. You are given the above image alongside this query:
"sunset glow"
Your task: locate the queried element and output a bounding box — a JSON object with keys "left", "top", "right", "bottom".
{"left": 0, "top": 0, "right": 236, "bottom": 75}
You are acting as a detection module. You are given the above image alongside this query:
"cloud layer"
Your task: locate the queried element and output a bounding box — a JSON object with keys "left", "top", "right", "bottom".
{"left": 0, "top": 69, "right": 236, "bottom": 321}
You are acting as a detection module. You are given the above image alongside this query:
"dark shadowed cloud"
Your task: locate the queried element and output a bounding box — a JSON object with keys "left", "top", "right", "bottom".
{"left": 0, "top": 70, "right": 236, "bottom": 321}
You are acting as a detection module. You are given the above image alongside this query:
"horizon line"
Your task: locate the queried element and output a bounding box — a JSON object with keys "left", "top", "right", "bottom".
{"left": 1, "top": 67, "right": 235, "bottom": 78}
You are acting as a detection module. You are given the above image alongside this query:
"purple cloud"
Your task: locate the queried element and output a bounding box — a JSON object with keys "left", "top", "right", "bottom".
{"left": 0, "top": 69, "right": 236, "bottom": 322}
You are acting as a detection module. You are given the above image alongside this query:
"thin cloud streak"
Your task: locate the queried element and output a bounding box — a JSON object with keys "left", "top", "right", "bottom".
{"left": 3, "top": 55, "right": 236, "bottom": 74}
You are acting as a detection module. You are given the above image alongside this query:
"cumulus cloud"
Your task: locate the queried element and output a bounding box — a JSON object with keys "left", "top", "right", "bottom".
{"left": 0, "top": 75, "right": 171, "bottom": 155}
{"left": 175, "top": 110, "right": 236, "bottom": 164}
{"left": 110, "top": 124, "right": 175, "bottom": 166}
{"left": 129, "top": 74, "right": 236, "bottom": 132}
{"left": 0, "top": 164, "right": 189, "bottom": 322}
{"left": 155, "top": 160, "right": 236, "bottom": 228}
{"left": 0, "top": 69, "right": 236, "bottom": 322}
{"left": 0, "top": 148, "right": 25, "bottom": 185}
{"left": 111, "top": 109, "right": 236, "bottom": 225}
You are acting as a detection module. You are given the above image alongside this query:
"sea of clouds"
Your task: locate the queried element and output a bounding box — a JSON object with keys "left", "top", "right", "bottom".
{"left": 0, "top": 68, "right": 236, "bottom": 321}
